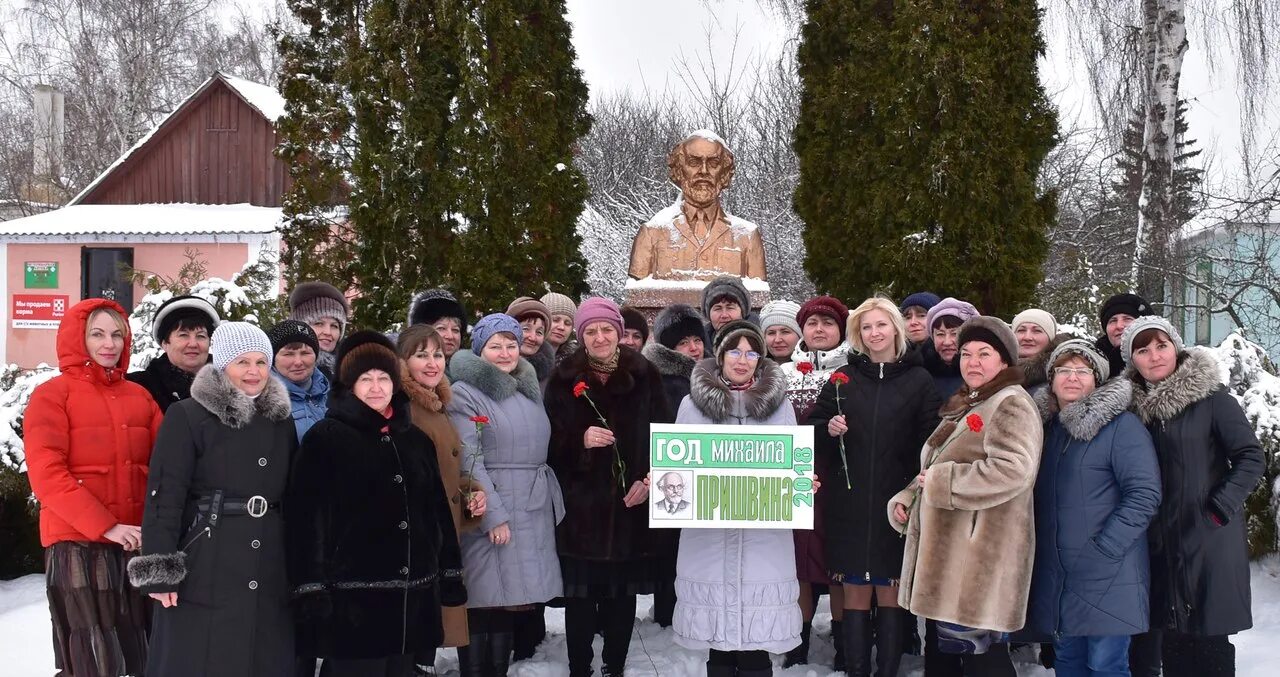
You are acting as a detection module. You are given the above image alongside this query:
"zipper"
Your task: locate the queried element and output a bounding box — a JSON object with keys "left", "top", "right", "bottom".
{"left": 864, "top": 364, "right": 884, "bottom": 580}
{"left": 1051, "top": 434, "right": 1070, "bottom": 634}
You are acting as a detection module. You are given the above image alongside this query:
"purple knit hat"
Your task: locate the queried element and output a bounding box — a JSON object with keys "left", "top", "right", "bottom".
{"left": 925, "top": 297, "right": 980, "bottom": 332}
{"left": 575, "top": 297, "right": 625, "bottom": 338}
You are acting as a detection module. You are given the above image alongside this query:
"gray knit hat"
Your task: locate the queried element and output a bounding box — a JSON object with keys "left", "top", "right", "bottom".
{"left": 540, "top": 292, "right": 578, "bottom": 320}
{"left": 211, "top": 321, "right": 274, "bottom": 371}
{"left": 759, "top": 300, "right": 802, "bottom": 337}
{"left": 288, "top": 281, "right": 350, "bottom": 327}
{"left": 1047, "top": 338, "right": 1110, "bottom": 383}
{"left": 1120, "top": 315, "right": 1184, "bottom": 365}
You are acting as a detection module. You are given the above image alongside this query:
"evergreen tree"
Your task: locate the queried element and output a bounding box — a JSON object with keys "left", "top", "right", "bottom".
{"left": 794, "top": 0, "right": 1057, "bottom": 316}
{"left": 445, "top": 0, "right": 592, "bottom": 314}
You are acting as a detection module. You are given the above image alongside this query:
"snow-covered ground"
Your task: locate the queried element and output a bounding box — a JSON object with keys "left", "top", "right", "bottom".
{"left": 2, "top": 558, "right": 1278, "bottom": 676}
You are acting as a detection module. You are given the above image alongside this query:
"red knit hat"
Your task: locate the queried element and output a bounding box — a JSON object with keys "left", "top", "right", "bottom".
{"left": 797, "top": 296, "right": 850, "bottom": 342}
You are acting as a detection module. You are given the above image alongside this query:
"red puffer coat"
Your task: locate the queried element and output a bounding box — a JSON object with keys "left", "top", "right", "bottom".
{"left": 24, "top": 298, "right": 162, "bottom": 546}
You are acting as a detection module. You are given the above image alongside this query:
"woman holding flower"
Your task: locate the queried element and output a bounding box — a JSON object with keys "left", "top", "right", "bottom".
{"left": 807, "top": 297, "right": 940, "bottom": 677}
{"left": 446, "top": 314, "right": 564, "bottom": 675}
{"left": 888, "top": 316, "right": 1043, "bottom": 676}
{"left": 544, "top": 297, "right": 673, "bottom": 677}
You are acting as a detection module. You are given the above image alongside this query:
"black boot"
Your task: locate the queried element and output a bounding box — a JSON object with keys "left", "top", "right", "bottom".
{"left": 873, "top": 607, "right": 906, "bottom": 677}
{"left": 842, "top": 610, "right": 873, "bottom": 677}
{"left": 512, "top": 607, "right": 545, "bottom": 662}
{"left": 831, "top": 620, "right": 846, "bottom": 672}
{"left": 737, "top": 667, "right": 772, "bottom": 677}
{"left": 783, "top": 621, "right": 811, "bottom": 667}
{"left": 706, "top": 662, "right": 736, "bottom": 677}
{"left": 457, "top": 636, "right": 488, "bottom": 677}
{"left": 490, "top": 629, "right": 513, "bottom": 676}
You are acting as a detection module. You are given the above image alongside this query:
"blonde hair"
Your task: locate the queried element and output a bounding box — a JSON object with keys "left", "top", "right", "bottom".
{"left": 847, "top": 297, "right": 908, "bottom": 359}
{"left": 86, "top": 307, "right": 129, "bottom": 338}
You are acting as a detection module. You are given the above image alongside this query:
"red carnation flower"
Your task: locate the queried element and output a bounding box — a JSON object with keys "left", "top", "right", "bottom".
{"left": 830, "top": 372, "right": 850, "bottom": 386}
{"left": 573, "top": 381, "right": 590, "bottom": 398}
{"left": 796, "top": 362, "right": 815, "bottom": 375}
{"left": 966, "top": 414, "right": 984, "bottom": 433}
{"left": 470, "top": 415, "right": 489, "bottom": 425}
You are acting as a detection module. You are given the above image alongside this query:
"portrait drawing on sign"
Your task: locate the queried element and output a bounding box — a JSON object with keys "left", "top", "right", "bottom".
{"left": 652, "top": 470, "right": 693, "bottom": 519}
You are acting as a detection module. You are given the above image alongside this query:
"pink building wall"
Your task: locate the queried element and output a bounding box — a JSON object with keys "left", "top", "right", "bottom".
{"left": 6, "top": 241, "right": 248, "bottom": 369}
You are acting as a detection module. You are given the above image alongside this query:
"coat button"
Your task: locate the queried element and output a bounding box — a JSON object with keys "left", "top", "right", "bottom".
{"left": 381, "top": 435, "right": 391, "bottom": 443}
{"left": 248, "top": 580, "right": 258, "bottom": 590}
{"left": 393, "top": 475, "right": 403, "bottom": 484}
{"left": 399, "top": 566, "right": 409, "bottom": 575}
{"left": 452, "top": 495, "right": 460, "bottom": 504}
{"left": 398, "top": 521, "right": 408, "bottom": 530}
{"left": 258, "top": 458, "right": 267, "bottom": 467}
{"left": 251, "top": 540, "right": 261, "bottom": 549}
{"left": 452, "top": 450, "right": 459, "bottom": 457}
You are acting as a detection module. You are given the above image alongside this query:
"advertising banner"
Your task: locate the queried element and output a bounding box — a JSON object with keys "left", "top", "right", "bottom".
{"left": 11, "top": 294, "right": 68, "bottom": 329}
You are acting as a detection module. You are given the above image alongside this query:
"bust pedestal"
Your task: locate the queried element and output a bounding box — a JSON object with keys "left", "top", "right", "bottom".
{"left": 622, "top": 276, "right": 770, "bottom": 322}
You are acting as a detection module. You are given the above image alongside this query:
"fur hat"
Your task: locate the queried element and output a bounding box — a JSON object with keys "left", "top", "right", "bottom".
{"left": 574, "top": 297, "right": 624, "bottom": 338}
{"left": 713, "top": 319, "right": 765, "bottom": 366}
{"left": 1099, "top": 293, "right": 1154, "bottom": 327}
{"left": 152, "top": 295, "right": 220, "bottom": 343}
{"left": 701, "top": 275, "right": 752, "bottom": 318}
{"left": 899, "top": 291, "right": 941, "bottom": 314}
{"left": 266, "top": 319, "right": 319, "bottom": 357}
{"left": 654, "top": 304, "right": 708, "bottom": 350}
{"left": 540, "top": 292, "right": 578, "bottom": 320}
{"left": 408, "top": 288, "right": 468, "bottom": 331}
{"left": 1120, "top": 315, "right": 1184, "bottom": 365}
{"left": 925, "top": 297, "right": 979, "bottom": 332}
{"left": 506, "top": 296, "right": 552, "bottom": 328}
{"left": 1012, "top": 308, "right": 1057, "bottom": 339}
{"left": 1048, "top": 338, "right": 1110, "bottom": 383}
{"left": 797, "top": 296, "right": 850, "bottom": 342}
{"left": 958, "top": 316, "right": 1019, "bottom": 367}
{"left": 211, "top": 321, "right": 274, "bottom": 371}
{"left": 288, "top": 281, "right": 350, "bottom": 327}
{"left": 759, "top": 300, "right": 802, "bottom": 337}
{"left": 336, "top": 330, "right": 401, "bottom": 390}
{"left": 620, "top": 305, "right": 650, "bottom": 344}
{"left": 470, "top": 314, "right": 523, "bottom": 356}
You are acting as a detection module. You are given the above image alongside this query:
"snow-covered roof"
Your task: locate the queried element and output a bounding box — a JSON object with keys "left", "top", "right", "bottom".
{"left": 0, "top": 203, "right": 283, "bottom": 238}
{"left": 68, "top": 72, "right": 285, "bottom": 206}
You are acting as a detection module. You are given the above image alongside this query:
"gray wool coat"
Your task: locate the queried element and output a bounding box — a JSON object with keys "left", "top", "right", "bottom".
{"left": 671, "top": 358, "right": 803, "bottom": 653}
{"left": 446, "top": 350, "right": 564, "bottom": 608}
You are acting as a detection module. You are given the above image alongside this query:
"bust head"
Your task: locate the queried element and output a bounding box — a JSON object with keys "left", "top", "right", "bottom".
{"left": 667, "top": 131, "right": 735, "bottom": 210}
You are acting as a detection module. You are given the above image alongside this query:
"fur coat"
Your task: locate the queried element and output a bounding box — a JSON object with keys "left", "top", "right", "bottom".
{"left": 888, "top": 367, "right": 1043, "bottom": 632}
{"left": 643, "top": 341, "right": 698, "bottom": 415}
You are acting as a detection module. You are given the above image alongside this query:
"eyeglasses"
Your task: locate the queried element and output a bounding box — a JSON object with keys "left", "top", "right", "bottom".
{"left": 1053, "top": 367, "right": 1095, "bottom": 380}
{"left": 725, "top": 350, "right": 761, "bottom": 361}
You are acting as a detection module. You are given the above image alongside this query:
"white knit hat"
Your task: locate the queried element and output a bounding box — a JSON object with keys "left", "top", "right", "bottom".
{"left": 759, "top": 300, "right": 802, "bottom": 336}
{"left": 1011, "top": 308, "right": 1057, "bottom": 339}
{"left": 211, "top": 321, "right": 274, "bottom": 371}
{"left": 1120, "top": 315, "right": 1184, "bottom": 365}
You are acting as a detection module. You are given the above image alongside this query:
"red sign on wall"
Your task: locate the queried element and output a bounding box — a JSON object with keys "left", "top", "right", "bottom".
{"left": 11, "top": 294, "right": 69, "bottom": 329}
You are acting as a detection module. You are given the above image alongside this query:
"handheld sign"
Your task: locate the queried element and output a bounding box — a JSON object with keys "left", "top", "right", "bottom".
{"left": 648, "top": 423, "right": 816, "bottom": 530}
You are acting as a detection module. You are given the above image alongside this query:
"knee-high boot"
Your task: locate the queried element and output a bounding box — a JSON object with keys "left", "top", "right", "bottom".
{"left": 873, "top": 607, "right": 906, "bottom": 677}
{"left": 783, "top": 621, "right": 811, "bottom": 667}
{"left": 842, "top": 610, "right": 873, "bottom": 677}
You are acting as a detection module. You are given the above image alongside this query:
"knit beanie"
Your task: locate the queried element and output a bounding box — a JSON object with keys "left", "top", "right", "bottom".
{"left": 408, "top": 288, "right": 468, "bottom": 331}
{"left": 620, "top": 305, "right": 650, "bottom": 344}
{"left": 1011, "top": 308, "right": 1057, "bottom": 339}
{"left": 288, "top": 281, "right": 350, "bottom": 327}
{"left": 540, "top": 292, "right": 578, "bottom": 320}
{"left": 654, "top": 304, "right": 708, "bottom": 350}
{"left": 1120, "top": 315, "right": 1184, "bottom": 365}
{"left": 266, "top": 319, "right": 319, "bottom": 357}
{"left": 335, "top": 330, "right": 401, "bottom": 390}
{"left": 797, "top": 296, "right": 850, "bottom": 342}
{"left": 1099, "top": 293, "right": 1154, "bottom": 327}
{"left": 700, "top": 275, "right": 752, "bottom": 318}
{"left": 152, "top": 295, "right": 220, "bottom": 343}
{"left": 957, "top": 316, "right": 1019, "bottom": 367}
{"left": 925, "top": 297, "right": 980, "bottom": 333}
{"left": 899, "top": 292, "right": 941, "bottom": 314}
{"left": 713, "top": 319, "right": 765, "bottom": 366}
{"left": 211, "top": 321, "right": 274, "bottom": 371}
{"left": 1047, "top": 338, "right": 1110, "bottom": 383}
{"left": 506, "top": 296, "right": 552, "bottom": 328}
{"left": 759, "top": 300, "right": 802, "bottom": 337}
{"left": 470, "top": 314, "right": 523, "bottom": 356}
{"left": 574, "top": 297, "right": 625, "bottom": 339}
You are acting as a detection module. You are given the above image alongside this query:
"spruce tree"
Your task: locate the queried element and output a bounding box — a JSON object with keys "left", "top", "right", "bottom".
{"left": 794, "top": 0, "right": 1057, "bottom": 316}
{"left": 445, "top": 0, "right": 592, "bottom": 314}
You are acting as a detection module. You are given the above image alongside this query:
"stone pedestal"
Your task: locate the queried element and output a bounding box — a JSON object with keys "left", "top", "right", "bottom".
{"left": 622, "top": 276, "right": 770, "bottom": 322}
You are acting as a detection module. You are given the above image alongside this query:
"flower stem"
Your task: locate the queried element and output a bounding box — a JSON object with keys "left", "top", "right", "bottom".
{"left": 836, "top": 389, "right": 851, "bottom": 490}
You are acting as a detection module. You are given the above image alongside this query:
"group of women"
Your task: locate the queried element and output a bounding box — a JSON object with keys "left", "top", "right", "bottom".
{"left": 21, "top": 277, "right": 1264, "bottom": 677}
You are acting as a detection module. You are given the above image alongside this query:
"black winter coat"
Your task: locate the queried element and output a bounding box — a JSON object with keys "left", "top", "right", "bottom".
{"left": 126, "top": 353, "right": 202, "bottom": 412}
{"left": 642, "top": 341, "right": 696, "bottom": 415}
{"left": 920, "top": 339, "right": 963, "bottom": 401}
{"left": 545, "top": 346, "right": 673, "bottom": 561}
{"left": 288, "top": 387, "right": 465, "bottom": 660}
{"left": 128, "top": 365, "right": 297, "bottom": 677}
{"left": 806, "top": 348, "right": 941, "bottom": 581}
{"left": 1128, "top": 348, "right": 1265, "bottom": 635}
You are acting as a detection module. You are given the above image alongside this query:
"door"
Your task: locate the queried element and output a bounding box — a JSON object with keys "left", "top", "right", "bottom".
{"left": 81, "top": 247, "right": 134, "bottom": 309}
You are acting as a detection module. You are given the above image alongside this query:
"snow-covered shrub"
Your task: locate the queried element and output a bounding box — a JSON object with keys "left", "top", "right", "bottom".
{"left": 0, "top": 364, "right": 58, "bottom": 474}
{"left": 0, "top": 364, "right": 58, "bottom": 578}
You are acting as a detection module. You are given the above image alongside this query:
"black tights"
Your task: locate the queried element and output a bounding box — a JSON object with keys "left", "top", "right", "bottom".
{"left": 709, "top": 649, "right": 771, "bottom": 670}
{"left": 1130, "top": 630, "right": 1235, "bottom": 677}
{"left": 565, "top": 595, "right": 637, "bottom": 673}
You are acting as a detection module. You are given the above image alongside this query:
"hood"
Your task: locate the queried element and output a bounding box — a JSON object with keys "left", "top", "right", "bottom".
{"left": 447, "top": 349, "right": 542, "bottom": 403}
{"left": 57, "top": 298, "right": 132, "bottom": 381}
{"left": 688, "top": 357, "right": 789, "bottom": 423}
{"left": 790, "top": 340, "right": 850, "bottom": 372}
{"left": 1127, "top": 346, "right": 1223, "bottom": 424}
{"left": 1034, "top": 376, "right": 1134, "bottom": 441}
{"left": 190, "top": 363, "right": 292, "bottom": 428}
{"left": 643, "top": 342, "right": 697, "bottom": 379}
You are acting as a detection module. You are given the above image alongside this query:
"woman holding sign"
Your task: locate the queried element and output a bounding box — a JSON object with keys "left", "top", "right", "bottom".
{"left": 808, "top": 297, "right": 940, "bottom": 677}
{"left": 672, "top": 320, "right": 804, "bottom": 676}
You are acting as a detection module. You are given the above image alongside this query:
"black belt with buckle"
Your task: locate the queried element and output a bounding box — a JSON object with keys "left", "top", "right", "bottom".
{"left": 194, "top": 491, "right": 279, "bottom": 522}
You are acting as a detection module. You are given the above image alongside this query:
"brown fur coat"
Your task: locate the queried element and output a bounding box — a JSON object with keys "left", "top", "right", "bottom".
{"left": 888, "top": 367, "right": 1043, "bottom": 632}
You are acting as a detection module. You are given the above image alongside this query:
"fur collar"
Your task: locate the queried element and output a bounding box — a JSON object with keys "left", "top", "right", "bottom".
{"left": 1019, "top": 349, "right": 1052, "bottom": 389}
{"left": 527, "top": 340, "right": 556, "bottom": 381}
{"left": 190, "top": 363, "right": 291, "bottom": 428}
{"left": 1128, "top": 347, "right": 1222, "bottom": 424}
{"left": 790, "top": 340, "right": 850, "bottom": 372}
{"left": 1034, "top": 377, "right": 1134, "bottom": 441}
{"left": 447, "top": 350, "right": 542, "bottom": 403}
{"left": 688, "top": 358, "right": 789, "bottom": 422}
{"left": 550, "top": 344, "right": 651, "bottom": 396}
{"left": 399, "top": 362, "right": 451, "bottom": 413}
{"left": 643, "top": 342, "right": 697, "bottom": 379}
{"left": 939, "top": 366, "right": 1025, "bottom": 420}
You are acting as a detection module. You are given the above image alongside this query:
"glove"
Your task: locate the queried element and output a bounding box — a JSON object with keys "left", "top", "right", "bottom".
{"left": 295, "top": 590, "right": 333, "bottom": 621}
{"left": 440, "top": 577, "right": 467, "bottom": 608}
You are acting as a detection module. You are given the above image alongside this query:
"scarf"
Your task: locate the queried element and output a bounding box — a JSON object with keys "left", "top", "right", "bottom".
{"left": 588, "top": 347, "right": 620, "bottom": 375}
{"left": 926, "top": 366, "right": 1025, "bottom": 448}
{"left": 721, "top": 375, "right": 756, "bottom": 391}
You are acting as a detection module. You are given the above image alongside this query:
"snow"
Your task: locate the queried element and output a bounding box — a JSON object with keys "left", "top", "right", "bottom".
{"left": 221, "top": 72, "right": 288, "bottom": 122}
{"left": 626, "top": 275, "right": 770, "bottom": 292}
{"left": 0, "top": 203, "right": 284, "bottom": 238}
{"left": 2, "top": 568, "right": 1280, "bottom": 676}
{"left": 642, "top": 198, "right": 760, "bottom": 238}
{"left": 0, "top": 364, "right": 59, "bottom": 473}
{"left": 688, "top": 128, "right": 729, "bottom": 151}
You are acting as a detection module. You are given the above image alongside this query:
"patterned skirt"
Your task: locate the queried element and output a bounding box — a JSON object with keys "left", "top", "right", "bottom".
{"left": 45, "top": 541, "right": 150, "bottom": 677}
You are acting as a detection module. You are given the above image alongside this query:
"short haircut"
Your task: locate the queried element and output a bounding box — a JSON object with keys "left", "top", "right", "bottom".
{"left": 160, "top": 308, "right": 215, "bottom": 343}
{"left": 932, "top": 314, "right": 965, "bottom": 331}
{"left": 1130, "top": 327, "right": 1170, "bottom": 354}
{"left": 396, "top": 324, "right": 444, "bottom": 360}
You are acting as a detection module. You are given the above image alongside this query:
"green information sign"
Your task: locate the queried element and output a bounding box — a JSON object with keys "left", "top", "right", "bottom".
{"left": 23, "top": 261, "right": 58, "bottom": 289}
{"left": 649, "top": 423, "right": 816, "bottom": 530}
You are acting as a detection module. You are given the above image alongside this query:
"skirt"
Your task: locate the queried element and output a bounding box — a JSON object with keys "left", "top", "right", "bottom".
{"left": 45, "top": 541, "right": 150, "bottom": 677}
{"left": 560, "top": 555, "right": 660, "bottom": 599}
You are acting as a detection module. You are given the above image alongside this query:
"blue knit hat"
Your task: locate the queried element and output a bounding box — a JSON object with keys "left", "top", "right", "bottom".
{"left": 470, "top": 314, "right": 523, "bottom": 356}
{"left": 899, "top": 292, "right": 941, "bottom": 314}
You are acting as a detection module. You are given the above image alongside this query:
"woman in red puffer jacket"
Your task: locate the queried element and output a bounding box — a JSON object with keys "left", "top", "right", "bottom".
{"left": 24, "top": 297, "right": 161, "bottom": 677}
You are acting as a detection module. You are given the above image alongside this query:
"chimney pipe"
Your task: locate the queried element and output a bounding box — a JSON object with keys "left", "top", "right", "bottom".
{"left": 33, "top": 84, "right": 65, "bottom": 180}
